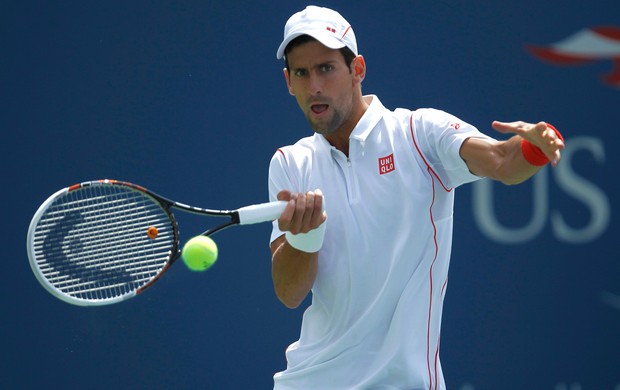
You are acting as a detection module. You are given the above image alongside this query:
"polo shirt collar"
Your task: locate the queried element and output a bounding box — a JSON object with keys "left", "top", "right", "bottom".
{"left": 349, "top": 95, "right": 385, "bottom": 145}
{"left": 315, "top": 94, "right": 386, "bottom": 153}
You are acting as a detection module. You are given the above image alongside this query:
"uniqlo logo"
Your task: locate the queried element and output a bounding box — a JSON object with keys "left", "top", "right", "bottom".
{"left": 378, "top": 154, "right": 395, "bottom": 175}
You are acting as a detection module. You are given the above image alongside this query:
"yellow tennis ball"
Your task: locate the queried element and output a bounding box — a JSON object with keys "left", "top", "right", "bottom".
{"left": 181, "top": 236, "right": 218, "bottom": 272}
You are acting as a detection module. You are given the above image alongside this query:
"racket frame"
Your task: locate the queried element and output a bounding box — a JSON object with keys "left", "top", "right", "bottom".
{"left": 27, "top": 179, "right": 283, "bottom": 306}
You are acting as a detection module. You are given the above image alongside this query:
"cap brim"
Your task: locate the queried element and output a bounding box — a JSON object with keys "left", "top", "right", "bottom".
{"left": 276, "top": 30, "right": 347, "bottom": 59}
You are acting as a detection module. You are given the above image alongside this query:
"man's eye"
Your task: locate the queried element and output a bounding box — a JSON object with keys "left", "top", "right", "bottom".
{"left": 294, "top": 69, "right": 307, "bottom": 77}
{"left": 320, "top": 65, "right": 333, "bottom": 72}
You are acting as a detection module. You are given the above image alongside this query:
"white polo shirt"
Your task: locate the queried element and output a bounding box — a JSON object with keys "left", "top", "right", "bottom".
{"left": 269, "top": 95, "right": 492, "bottom": 389}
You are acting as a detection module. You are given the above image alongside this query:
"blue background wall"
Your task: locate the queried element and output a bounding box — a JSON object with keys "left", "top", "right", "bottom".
{"left": 3, "top": 1, "right": 618, "bottom": 389}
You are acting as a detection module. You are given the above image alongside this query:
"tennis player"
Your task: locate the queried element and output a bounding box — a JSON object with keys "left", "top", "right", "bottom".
{"left": 268, "top": 6, "right": 564, "bottom": 389}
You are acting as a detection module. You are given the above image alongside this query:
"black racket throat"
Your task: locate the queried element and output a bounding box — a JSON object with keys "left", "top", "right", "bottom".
{"left": 201, "top": 219, "right": 238, "bottom": 236}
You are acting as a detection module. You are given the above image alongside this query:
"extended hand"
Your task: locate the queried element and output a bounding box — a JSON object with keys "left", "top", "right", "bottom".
{"left": 492, "top": 121, "right": 565, "bottom": 166}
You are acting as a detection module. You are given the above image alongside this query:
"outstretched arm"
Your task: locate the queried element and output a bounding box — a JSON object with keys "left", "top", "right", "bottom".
{"left": 460, "top": 121, "right": 565, "bottom": 185}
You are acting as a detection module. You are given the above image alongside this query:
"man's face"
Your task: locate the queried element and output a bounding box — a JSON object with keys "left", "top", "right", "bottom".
{"left": 284, "top": 41, "right": 357, "bottom": 136}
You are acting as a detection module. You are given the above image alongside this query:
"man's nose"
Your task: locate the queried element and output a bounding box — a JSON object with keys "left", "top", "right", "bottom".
{"left": 308, "top": 72, "right": 322, "bottom": 95}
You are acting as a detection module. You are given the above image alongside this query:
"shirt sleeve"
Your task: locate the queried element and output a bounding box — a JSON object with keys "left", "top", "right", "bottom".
{"left": 410, "top": 108, "right": 495, "bottom": 188}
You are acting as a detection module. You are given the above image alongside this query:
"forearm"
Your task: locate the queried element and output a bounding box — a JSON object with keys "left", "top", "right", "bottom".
{"left": 271, "top": 235, "right": 318, "bottom": 309}
{"left": 461, "top": 136, "right": 538, "bottom": 185}
{"left": 462, "top": 132, "right": 560, "bottom": 185}
{"left": 462, "top": 120, "right": 564, "bottom": 185}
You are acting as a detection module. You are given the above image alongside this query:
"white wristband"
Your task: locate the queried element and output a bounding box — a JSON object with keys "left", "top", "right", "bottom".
{"left": 285, "top": 220, "right": 326, "bottom": 253}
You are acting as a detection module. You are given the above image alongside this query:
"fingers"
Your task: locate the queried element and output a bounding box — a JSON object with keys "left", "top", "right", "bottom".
{"left": 534, "top": 124, "right": 564, "bottom": 166}
{"left": 491, "top": 120, "right": 524, "bottom": 134}
{"left": 543, "top": 126, "right": 565, "bottom": 148}
{"left": 493, "top": 120, "right": 565, "bottom": 166}
{"left": 545, "top": 127, "right": 565, "bottom": 166}
{"left": 277, "top": 189, "right": 326, "bottom": 234}
{"left": 310, "top": 189, "right": 327, "bottom": 227}
{"left": 491, "top": 120, "right": 545, "bottom": 136}
{"left": 550, "top": 149, "right": 562, "bottom": 167}
{"left": 491, "top": 120, "right": 515, "bottom": 134}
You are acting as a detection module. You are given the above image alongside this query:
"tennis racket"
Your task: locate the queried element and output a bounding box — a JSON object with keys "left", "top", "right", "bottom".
{"left": 26, "top": 179, "right": 286, "bottom": 307}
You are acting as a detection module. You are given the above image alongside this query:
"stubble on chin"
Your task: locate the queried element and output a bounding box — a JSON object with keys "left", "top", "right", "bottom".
{"left": 306, "top": 109, "right": 343, "bottom": 136}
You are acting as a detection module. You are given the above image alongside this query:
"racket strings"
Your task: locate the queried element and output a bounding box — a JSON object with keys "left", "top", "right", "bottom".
{"left": 31, "top": 184, "right": 176, "bottom": 302}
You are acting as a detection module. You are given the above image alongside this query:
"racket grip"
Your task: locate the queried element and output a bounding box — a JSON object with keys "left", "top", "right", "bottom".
{"left": 237, "top": 201, "right": 287, "bottom": 225}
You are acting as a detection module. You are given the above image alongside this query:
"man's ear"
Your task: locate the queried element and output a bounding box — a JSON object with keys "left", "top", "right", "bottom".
{"left": 352, "top": 55, "right": 366, "bottom": 81}
{"left": 283, "top": 68, "right": 295, "bottom": 96}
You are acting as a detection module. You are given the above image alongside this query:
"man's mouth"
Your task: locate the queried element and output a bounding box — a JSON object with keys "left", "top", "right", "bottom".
{"left": 310, "top": 104, "right": 329, "bottom": 114}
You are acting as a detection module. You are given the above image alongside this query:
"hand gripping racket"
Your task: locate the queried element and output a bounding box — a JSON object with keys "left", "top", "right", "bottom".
{"left": 26, "top": 179, "right": 286, "bottom": 307}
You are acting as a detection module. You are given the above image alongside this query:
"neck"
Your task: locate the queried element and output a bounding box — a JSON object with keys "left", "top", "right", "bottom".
{"left": 323, "top": 94, "right": 370, "bottom": 157}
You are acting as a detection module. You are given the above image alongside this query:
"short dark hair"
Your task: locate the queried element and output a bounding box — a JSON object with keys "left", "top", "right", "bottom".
{"left": 283, "top": 35, "right": 356, "bottom": 72}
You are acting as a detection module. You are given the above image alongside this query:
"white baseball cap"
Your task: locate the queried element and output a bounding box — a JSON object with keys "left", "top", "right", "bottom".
{"left": 276, "top": 6, "right": 358, "bottom": 59}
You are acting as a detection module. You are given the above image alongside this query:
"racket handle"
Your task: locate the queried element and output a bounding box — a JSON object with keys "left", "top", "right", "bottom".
{"left": 237, "top": 201, "right": 287, "bottom": 225}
